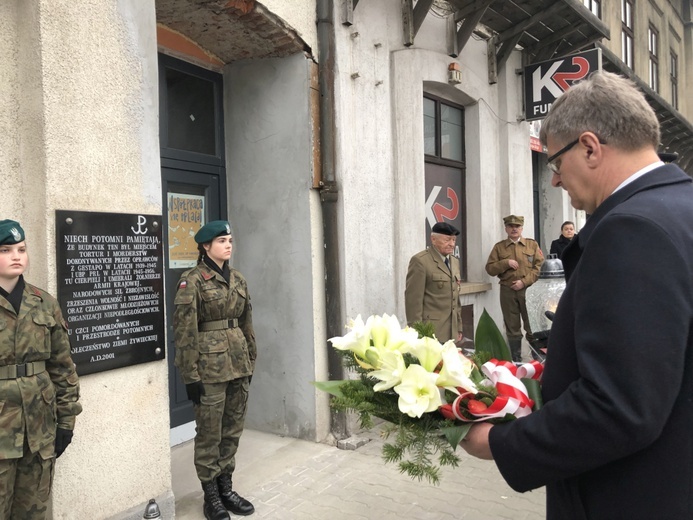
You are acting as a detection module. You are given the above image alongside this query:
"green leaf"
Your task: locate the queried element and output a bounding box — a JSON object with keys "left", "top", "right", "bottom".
{"left": 311, "top": 380, "right": 348, "bottom": 398}
{"left": 474, "top": 309, "right": 512, "bottom": 362}
{"left": 522, "top": 378, "right": 543, "bottom": 410}
{"left": 440, "top": 423, "right": 472, "bottom": 449}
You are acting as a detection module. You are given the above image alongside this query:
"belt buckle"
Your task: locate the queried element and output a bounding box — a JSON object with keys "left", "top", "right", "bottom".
{"left": 16, "top": 364, "right": 27, "bottom": 378}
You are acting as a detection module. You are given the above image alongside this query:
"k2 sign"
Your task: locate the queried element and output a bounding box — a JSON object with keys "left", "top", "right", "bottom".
{"left": 524, "top": 48, "right": 602, "bottom": 121}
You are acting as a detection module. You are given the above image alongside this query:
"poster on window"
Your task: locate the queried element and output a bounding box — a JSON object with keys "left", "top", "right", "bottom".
{"left": 167, "top": 193, "right": 205, "bottom": 268}
{"left": 424, "top": 163, "right": 464, "bottom": 261}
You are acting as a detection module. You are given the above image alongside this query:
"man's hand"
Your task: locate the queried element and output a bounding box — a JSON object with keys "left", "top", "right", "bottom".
{"left": 55, "top": 428, "right": 73, "bottom": 458}
{"left": 457, "top": 331, "right": 464, "bottom": 342}
{"left": 510, "top": 279, "right": 525, "bottom": 291}
{"left": 460, "top": 423, "right": 494, "bottom": 460}
{"left": 185, "top": 381, "right": 205, "bottom": 405}
{"left": 508, "top": 259, "right": 519, "bottom": 270}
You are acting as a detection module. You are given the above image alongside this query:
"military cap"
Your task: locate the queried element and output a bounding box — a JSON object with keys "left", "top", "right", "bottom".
{"left": 503, "top": 215, "right": 524, "bottom": 226}
{"left": 0, "top": 219, "right": 25, "bottom": 245}
{"left": 194, "top": 220, "right": 232, "bottom": 244}
{"left": 431, "top": 222, "right": 460, "bottom": 236}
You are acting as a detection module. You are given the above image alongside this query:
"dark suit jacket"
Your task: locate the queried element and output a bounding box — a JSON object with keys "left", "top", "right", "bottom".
{"left": 404, "top": 248, "right": 462, "bottom": 342}
{"left": 489, "top": 164, "right": 693, "bottom": 519}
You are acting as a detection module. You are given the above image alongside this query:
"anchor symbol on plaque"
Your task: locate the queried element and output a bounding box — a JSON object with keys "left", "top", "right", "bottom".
{"left": 131, "top": 215, "right": 148, "bottom": 235}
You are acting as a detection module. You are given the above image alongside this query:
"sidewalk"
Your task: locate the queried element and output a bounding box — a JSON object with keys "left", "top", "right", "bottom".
{"left": 172, "top": 428, "right": 546, "bottom": 519}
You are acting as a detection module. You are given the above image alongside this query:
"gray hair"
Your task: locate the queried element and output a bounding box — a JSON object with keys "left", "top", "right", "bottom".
{"left": 540, "top": 71, "right": 660, "bottom": 151}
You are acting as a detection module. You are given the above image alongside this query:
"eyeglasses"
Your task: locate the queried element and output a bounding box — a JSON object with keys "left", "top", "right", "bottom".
{"left": 547, "top": 138, "right": 580, "bottom": 174}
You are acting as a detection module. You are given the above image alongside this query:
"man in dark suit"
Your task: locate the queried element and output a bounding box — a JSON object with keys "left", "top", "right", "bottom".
{"left": 461, "top": 71, "right": 693, "bottom": 519}
{"left": 405, "top": 222, "right": 463, "bottom": 343}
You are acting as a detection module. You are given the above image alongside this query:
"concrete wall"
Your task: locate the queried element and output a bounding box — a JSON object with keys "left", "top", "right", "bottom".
{"left": 260, "top": 0, "right": 318, "bottom": 55}
{"left": 226, "top": 52, "right": 329, "bottom": 441}
{"left": 2, "top": 1, "right": 172, "bottom": 518}
{"left": 332, "top": 0, "right": 534, "bottom": 332}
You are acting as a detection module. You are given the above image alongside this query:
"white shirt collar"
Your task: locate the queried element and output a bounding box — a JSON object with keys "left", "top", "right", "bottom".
{"left": 612, "top": 161, "right": 664, "bottom": 195}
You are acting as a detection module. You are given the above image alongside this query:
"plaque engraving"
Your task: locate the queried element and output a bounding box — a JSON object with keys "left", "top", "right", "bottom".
{"left": 56, "top": 210, "right": 165, "bottom": 375}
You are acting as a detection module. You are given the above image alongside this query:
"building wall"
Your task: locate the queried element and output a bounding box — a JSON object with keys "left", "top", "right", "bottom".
{"left": 225, "top": 53, "right": 330, "bottom": 441}
{"left": 601, "top": 0, "right": 691, "bottom": 118}
{"left": 260, "top": 0, "right": 318, "bottom": 55}
{"left": 332, "top": 0, "right": 535, "bottom": 335}
{"left": 2, "top": 1, "right": 172, "bottom": 518}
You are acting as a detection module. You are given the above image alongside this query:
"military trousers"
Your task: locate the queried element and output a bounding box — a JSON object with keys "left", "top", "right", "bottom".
{"left": 499, "top": 284, "right": 534, "bottom": 341}
{"left": 0, "top": 441, "right": 54, "bottom": 520}
{"left": 193, "top": 376, "right": 250, "bottom": 483}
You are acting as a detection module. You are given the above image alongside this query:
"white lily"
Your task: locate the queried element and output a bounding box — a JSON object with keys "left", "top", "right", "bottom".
{"left": 436, "top": 343, "right": 478, "bottom": 394}
{"left": 328, "top": 314, "right": 372, "bottom": 360}
{"left": 408, "top": 336, "right": 445, "bottom": 373}
{"left": 394, "top": 364, "right": 443, "bottom": 418}
{"left": 367, "top": 314, "right": 418, "bottom": 352}
{"left": 370, "top": 350, "right": 407, "bottom": 392}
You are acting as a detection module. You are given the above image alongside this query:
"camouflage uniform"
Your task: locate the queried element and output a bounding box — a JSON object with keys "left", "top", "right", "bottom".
{"left": 173, "top": 262, "right": 256, "bottom": 483}
{"left": 0, "top": 282, "right": 82, "bottom": 519}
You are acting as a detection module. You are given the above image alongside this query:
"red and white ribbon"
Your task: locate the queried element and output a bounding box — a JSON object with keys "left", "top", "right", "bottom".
{"left": 444, "top": 359, "right": 542, "bottom": 422}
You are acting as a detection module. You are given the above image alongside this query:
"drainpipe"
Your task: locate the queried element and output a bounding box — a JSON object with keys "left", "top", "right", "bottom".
{"left": 317, "top": 0, "right": 346, "bottom": 439}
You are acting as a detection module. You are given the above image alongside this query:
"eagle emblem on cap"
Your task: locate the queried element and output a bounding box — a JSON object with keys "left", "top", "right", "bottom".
{"left": 225, "top": 223, "right": 231, "bottom": 233}
{"left": 10, "top": 227, "right": 21, "bottom": 241}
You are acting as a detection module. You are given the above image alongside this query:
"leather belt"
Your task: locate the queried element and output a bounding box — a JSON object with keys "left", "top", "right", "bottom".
{"left": 0, "top": 361, "right": 47, "bottom": 379}
{"left": 198, "top": 318, "right": 239, "bottom": 332}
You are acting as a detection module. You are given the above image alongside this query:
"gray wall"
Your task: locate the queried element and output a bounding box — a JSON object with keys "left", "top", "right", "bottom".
{"left": 225, "top": 53, "right": 327, "bottom": 440}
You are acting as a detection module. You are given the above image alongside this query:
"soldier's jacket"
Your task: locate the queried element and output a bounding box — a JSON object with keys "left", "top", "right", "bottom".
{"left": 485, "top": 237, "right": 544, "bottom": 288}
{"left": 0, "top": 283, "right": 81, "bottom": 460}
{"left": 173, "top": 262, "right": 256, "bottom": 384}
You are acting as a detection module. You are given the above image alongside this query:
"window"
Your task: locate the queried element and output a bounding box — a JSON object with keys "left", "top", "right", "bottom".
{"left": 670, "top": 51, "right": 679, "bottom": 109}
{"left": 423, "top": 95, "right": 467, "bottom": 279}
{"left": 648, "top": 25, "right": 659, "bottom": 92}
{"left": 583, "top": 0, "right": 601, "bottom": 18}
{"left": 424, "top": 97, "right": 464, "bottom": 161}
{"left": 621, "top": 0, "right": 634, "bottom": 69}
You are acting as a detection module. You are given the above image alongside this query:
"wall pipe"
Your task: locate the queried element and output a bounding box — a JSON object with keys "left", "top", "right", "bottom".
{"left": 317, "top": 0, "right": 347, "bottom": 439}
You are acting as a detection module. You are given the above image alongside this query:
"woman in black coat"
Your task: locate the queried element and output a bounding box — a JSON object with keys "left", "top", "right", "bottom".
{"left": 549, "top": 221, "right": 574, "bottom": 258}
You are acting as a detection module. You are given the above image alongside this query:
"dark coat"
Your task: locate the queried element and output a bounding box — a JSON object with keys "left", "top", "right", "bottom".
{"left": 549, "top": 234, "right": 571, "bottom": 258}
{"left": 489, "top": 164, "right": 693, "bottom": 519}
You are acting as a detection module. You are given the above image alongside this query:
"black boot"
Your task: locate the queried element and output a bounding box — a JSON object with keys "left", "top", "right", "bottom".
{"left": 218, "top": 473, "right": 255, "bottom": 516}
{"left": 202, "top": 480, "right": 230, "bottom": 520}
{"left": 509, "top": 338, "right": 522, "bottom": 363}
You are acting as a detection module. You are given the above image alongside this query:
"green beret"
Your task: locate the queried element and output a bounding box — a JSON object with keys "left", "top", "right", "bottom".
{"left": 503, "top": 215, "right": 524, "bottom": 226}
{"left": 194, "top": 220, "right": 232, "bottom": 244}
{"left": 0, "top": 219, "right": 25, "bottom": 245}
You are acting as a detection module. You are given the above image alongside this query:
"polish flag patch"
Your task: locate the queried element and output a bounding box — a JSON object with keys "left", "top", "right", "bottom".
{"left": 179, "top": 281, "right": 187, "bottom": 289}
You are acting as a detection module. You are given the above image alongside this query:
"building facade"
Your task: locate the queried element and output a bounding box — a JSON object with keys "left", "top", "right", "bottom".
{"left": 1, "top": 0, "right": 690, "bottom": 517}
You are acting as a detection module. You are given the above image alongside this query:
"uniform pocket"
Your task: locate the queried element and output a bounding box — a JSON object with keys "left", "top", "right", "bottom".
{"left": 32, "top": 312, "right": 56, "bottom": 353}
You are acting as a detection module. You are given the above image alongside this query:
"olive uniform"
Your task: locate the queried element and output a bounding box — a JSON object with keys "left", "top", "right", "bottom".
{"left": 0, "top": 276, "right": 81, "bottom": 518}
{"left": 486, "top": 219, "right": 544, "bottom": 360}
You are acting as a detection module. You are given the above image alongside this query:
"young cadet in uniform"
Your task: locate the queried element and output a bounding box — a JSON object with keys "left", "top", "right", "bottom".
{"left": 485, "top": 215, "right": 544, "bottom": 362}
{"left": 173, "top": 220, "right": 256, "bottom": 520}
{"left": 0, "top": 219, "right": 82, "bottom": 519}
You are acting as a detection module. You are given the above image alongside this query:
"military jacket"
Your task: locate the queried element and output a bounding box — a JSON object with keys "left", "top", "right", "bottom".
{"left": 0, "top": 283, "right": 81, "bottom": 460}
{"left": 173, "top": 262, "right": 256, "bottom": 384}
{"left": 485, "top": 237, "right": 544, "bottom": 288}
{"left": 405, "top": 248, "right": 463, "bottom": 343}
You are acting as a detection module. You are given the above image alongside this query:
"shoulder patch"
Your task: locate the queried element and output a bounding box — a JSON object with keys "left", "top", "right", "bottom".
{"left": 179, "top": 280, "right": 187, "bottom": 289}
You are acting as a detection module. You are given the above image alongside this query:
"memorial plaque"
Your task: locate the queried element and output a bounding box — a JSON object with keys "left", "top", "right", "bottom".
{"left": 56, "top": 210, "right": 165, "bottom": 375}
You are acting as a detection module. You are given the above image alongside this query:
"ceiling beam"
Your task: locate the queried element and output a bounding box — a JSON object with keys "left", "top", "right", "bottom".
{"left": 456, "top": 1, "right": 492, "bottom": 53}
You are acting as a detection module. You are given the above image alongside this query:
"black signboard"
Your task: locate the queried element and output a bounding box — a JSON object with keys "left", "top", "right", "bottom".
{"left": 56, "top": 210, "right": 165, "bottom": 375}
{"left": 524, "top": 48, "right": 601, "bottom": 121}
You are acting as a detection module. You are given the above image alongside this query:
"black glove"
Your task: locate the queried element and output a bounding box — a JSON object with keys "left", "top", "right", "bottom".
{"left": 186, "top": 381, "right": 205, "bottom": 405}
{"left": 55, "top": 428, "right": 73, "bottom": 458}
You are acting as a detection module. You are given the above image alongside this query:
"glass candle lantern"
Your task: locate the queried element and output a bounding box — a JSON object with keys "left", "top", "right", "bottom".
{"left": 526, "top": 254, "right": 566, "bottom": 334}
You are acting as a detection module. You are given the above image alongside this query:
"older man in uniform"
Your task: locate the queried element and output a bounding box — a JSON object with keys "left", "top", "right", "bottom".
{"left": 405, "top": 222, "right": 463, "bottom": 343}
{"left": 485, "top": 215, "right": 543, "bottom": 361}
